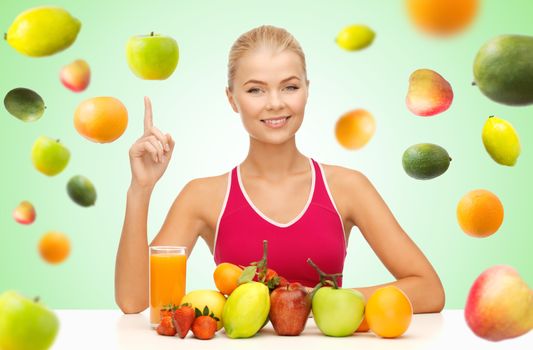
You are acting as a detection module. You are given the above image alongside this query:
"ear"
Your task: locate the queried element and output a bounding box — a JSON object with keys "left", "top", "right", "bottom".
{"left": 306, "top": 79, "right": 310, "bottom": 98}
{"left": 226, "top": 87, "right": 239, "bottom": 113}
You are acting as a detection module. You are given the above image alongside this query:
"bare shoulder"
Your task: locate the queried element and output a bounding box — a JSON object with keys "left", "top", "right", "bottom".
{"left": 320, "top": 163, "right": 372, "bottom": 192}
{"left": 180, "top": 172, "right": 229, "bottom": 208}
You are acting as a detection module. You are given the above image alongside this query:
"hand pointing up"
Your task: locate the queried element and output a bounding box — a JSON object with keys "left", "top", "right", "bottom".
{"left": 128, "top": 97, "right": 175, "bottom": 190}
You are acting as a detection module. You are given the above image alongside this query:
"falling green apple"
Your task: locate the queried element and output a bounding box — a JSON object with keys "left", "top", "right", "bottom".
{"left": 125, "top": 32, "right": 179, "bottom": 80}
{"left": 0, "top": 291, "right": 59, "bottom": 350}
{"left": 31, "top": 136, "right": 70, "bottom": 176}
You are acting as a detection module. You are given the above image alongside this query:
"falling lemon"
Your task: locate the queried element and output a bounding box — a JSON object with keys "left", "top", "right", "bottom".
{"left": 335, "top": 24, "right": 375, "bottom": 51}
{"left": 5, "top": 6, "right": 81, "bottom": 57}
{"left": 482, "top": 116, "right": 520, "bottom": 166}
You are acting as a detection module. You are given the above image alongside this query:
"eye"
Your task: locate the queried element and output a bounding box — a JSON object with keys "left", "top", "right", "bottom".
{"left": 284, "top": 85, "right": 300, "bottom": 91}
{"left": 246, "top": 87, "right": 262, "bottom": 94}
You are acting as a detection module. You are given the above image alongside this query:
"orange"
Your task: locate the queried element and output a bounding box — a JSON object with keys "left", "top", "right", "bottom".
{"left": 74, "top": 96, "right": 128, "bottom": 143}
{"left": 457, "top": 189, "right": 504, "bottom": 238}
{"left": 38, "top": 231, "right": 70, "bottom": 264}
{"left": 356, "top": 315, "right": 370, "bottom": 332}
{"left": 406, "top": 0, "right": 479, "bottom": 36}
{"left": 366, "top": 286, "right": 413, "bottom": 338}
{"left": 335, "top": 109, "right": 375, "bottom": 150}
{"left": 213, "top": 262, "right": 243, "bottom": 295}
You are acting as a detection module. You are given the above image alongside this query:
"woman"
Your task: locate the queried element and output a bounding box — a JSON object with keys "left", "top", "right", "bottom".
{"left": 115, "top": 25, "right": 445, "bottom": 314}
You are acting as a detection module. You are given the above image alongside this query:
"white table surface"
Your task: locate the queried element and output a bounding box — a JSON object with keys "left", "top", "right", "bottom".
{"left": 51, "top": 309, "right": 531, "bottom": 349}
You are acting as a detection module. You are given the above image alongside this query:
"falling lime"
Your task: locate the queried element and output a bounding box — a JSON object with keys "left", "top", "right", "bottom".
{"left": 4, "top": 88, "right": 45, "bottom": 122}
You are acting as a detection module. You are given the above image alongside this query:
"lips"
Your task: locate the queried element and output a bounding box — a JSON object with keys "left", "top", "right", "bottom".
{"left": 261, "top": 116, "right": 291, "bottom": 126}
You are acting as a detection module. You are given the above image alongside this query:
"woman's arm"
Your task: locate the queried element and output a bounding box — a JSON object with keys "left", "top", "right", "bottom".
{"left": 114, "top": 179, "right": 208, "bottom": 314}
{"left": 336, "top": 168, "right": 445, "bottom": 313}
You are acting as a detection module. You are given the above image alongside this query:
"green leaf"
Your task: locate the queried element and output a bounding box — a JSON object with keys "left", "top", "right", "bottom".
{"left": 238, "top": 266, "right": 257, "bottom": 284}
{"left": 203, "top": 305, "right": 209, "bottom": 316}
{"left": 194, "top": 307, "right": 202, "bottom": 318}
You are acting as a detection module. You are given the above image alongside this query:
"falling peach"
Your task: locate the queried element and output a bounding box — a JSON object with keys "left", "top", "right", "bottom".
{"left": 60, "top": 59, "right": 90, "bottom": 92}
{"left": 12, "top": 201, "right": 36, "bottom": 225}
{"left": 406, "top": 69, "right": 453, "bottom": 116}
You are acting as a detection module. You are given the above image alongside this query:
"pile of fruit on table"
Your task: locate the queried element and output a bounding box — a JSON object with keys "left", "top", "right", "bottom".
{"left": 154, "top": 240, "right": 413, "bottom": 340}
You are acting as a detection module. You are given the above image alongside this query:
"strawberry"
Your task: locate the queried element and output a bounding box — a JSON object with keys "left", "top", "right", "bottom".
{"left": 172, "top": 303, "right": 195, "bottom": 338}
{"left": 191, "top": 306, "right": 219, "bottom": 340}
{"left": 159, "top": 304, "right": 177, "bottom": 319}
{"left": 278, "top": 276, "right": 289, "bottom": 288}
{"left": 156, "top": 315, "right": 177, "bottom": 336}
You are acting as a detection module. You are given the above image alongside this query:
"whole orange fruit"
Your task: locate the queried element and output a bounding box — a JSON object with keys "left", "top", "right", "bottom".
{"left": 38, "top": 231, "right": 70, "bottom": 264}
{"left": 406, "top": 0, "right": 479, "bottom": 36}
{"left": 213, "top": 262, "right": 243, "bottom": 296}
{"left": 366, "top": 286, "right": 413, "bottom": 338}
{"left": 457, "top": 189, "right": 504, "bottom": 238}
{"left": 335, "top": 109, "right": 375, "bottom": 150}
{"left": 74, "top": 96, "right": 128, "bottom": 143}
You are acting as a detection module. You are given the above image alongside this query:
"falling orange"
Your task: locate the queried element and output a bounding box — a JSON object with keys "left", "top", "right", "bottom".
{"left": 335, "top": 109, "right": 375, "bottom": 150}
{"left": 457, "top": 189, "right": 504, "bottom": 238}
{"left": 406, "top": 0, "right": 479, "bottom": 36}
{"left": 74, "top": 96, "right": 128, "bottom": 143}
{"left": 38, "top": 231, "right": 71, "bottom": 264}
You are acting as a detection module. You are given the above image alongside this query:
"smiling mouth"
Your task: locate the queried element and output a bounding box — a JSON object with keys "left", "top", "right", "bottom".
{"left": 261, "top": 116, "right": 291, "bottom": 126}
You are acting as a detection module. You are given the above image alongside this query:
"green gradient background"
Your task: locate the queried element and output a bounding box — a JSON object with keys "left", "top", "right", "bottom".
{"left": 1, "top": 0, "right": 532, "bottom": 309}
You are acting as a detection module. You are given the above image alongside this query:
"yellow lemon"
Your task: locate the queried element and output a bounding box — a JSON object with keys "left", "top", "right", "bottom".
{"left": 6, "top": 6, "right": 81, "bottom": 57}
{"left": 335, "top": 24, "right": 375, "bottom": 51}
{"left": 482, "top": 116, "right": 521, "bottom": 166}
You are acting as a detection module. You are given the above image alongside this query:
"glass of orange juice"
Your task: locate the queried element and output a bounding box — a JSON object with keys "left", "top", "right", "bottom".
{"left": 149, "top": 246, "right": 187, "bottom": 328}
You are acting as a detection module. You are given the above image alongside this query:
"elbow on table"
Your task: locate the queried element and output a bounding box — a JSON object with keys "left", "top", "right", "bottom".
{"left": 428, "top": 279, "right": 446, "bottom": 313}
{"left": 115, "top": 295, "right": 148, "bottom": 315}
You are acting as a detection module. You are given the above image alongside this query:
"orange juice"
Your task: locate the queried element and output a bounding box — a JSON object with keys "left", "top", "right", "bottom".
{"left": 149, "top": 246, "right": 186, "bottom": 327}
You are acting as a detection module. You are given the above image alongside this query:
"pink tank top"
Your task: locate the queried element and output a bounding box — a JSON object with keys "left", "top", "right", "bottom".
{"left": 214, "top": 158, "right": 347, "bottom": 288}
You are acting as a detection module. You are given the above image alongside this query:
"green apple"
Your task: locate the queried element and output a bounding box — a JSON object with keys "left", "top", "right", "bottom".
{"left": 31, "top": 136, "right": 70, "bottom": 176}
{"left": 312, "top": 286, "right": 365, "bottom": 337}
{"left": 125, "top": 32, "right": 179, "bottom": 80}
{"left": 0, "top": 291, "right": 59, "bottom": 350}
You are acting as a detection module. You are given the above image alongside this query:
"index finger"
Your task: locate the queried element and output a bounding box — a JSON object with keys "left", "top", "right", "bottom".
{"left": 144, "top": 96, "right": 153, "bottom": 133}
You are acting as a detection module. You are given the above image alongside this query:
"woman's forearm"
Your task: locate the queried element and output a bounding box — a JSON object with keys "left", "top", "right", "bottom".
{"left": 352, "top": 275, "right": 445, "bottom": 314}
{"left": 114, "top": 185, "right": 153, "bottom": 314}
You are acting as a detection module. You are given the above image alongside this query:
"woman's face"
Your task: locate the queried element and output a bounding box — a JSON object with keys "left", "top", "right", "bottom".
{"left": 226, "top": 48, "right": 309, "bottom": 145}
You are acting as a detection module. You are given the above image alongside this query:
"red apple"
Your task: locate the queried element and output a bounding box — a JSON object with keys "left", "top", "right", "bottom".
{"left": 269, "top": 282, "right": 311, "bottom": 336}
{"left": 13, "top": 201, "right": 36, "bottom": 225}
{"left": 60, "top": 59, "right": 90, "bottom": 92}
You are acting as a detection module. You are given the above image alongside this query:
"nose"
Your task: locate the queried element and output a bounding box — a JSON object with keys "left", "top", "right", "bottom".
{"left": 266, "top": 90, "right": 284, "bottom": 111}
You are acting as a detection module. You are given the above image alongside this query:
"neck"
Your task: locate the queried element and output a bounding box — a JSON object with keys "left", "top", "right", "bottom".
{"left": 241, "top": 136, "right": 308, "bottom": 178}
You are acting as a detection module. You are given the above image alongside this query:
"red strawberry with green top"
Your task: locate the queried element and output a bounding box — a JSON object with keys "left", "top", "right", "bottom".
{"left": 172, "top": 303, "right": 195, "bottom": 338}
{"left": 156, "top": 315, "right": 177, "bottom": 336}
{"left": 159, "top": 304, "right": 177, "bottom": 319}
{"left": 191, "top": 306, "right": 219, "bottom": 340}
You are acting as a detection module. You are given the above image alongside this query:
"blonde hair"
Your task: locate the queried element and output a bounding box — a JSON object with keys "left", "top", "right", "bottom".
{"left": 227, "top": 25, "right": 307, "bottom": 90}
